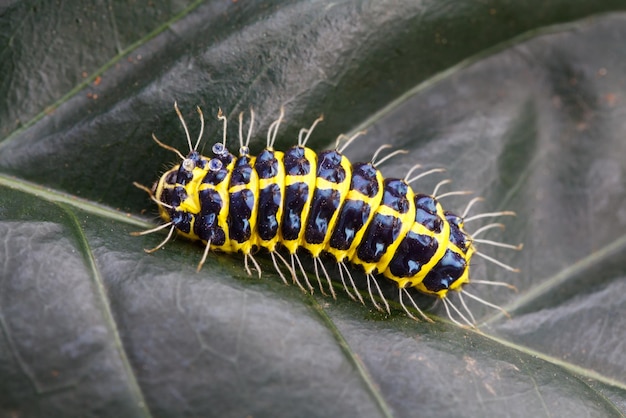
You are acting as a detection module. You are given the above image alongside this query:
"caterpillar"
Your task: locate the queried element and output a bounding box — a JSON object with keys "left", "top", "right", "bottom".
{"left": 134, "top": 103, "right": 521, "bottom": 327}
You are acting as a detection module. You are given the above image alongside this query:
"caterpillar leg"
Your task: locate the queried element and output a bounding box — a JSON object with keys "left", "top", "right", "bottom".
{"left": 458, "top": 202, "right": 523, "bottom": 324}
{"left": 335, "top": 131, "right": 366, "bottom": 154}
{"left": 149, "top": 103, "right": 205, "bottom": 158}
{"left": 473, "top": 250, "right": 521, "bottom": 272}
{"left": 470, "top": 222, "right": 505, "bottom": 237}
{"left": 461, "top": 288, "right": 511, "bottom": 318}
{"left": 429, "top": 178, "right": 475, "bottom": 204}
{"left": 472, "top": 230, "right": 523, "bottom": 283}
{"left": 238, "top": 109, "right": 255, "bottom": 155}
{"left": 436, "top": 188, "right": 473, "bottom": 201}
{"left": 244, "top": 253, "right": 262, "bottom": 279}
{"left": 404, "top": 165, "right": 445, "bottom": 185}
{"left": 403, "top": 163, "right": 448, "bottom": 192}
{"left": 398, "top": 287, "right": 433, "bottom": 323}
{"left": 313, "top": 257, "right": 337, "bottom": 299}
{"left": 441, "top": 297, "right": 473, "bottom": 328}
{"left": 131, "top": 182, "right": 181, "bottom": 253}
{"left": 266, "top": 107, "right": 285, "bottom": 148}
{"left": 431, "top": 179, "right": 458, "bottom": 198}
{"left": 291, "top": 252, "right": 315, "bottom": 294}
{"left": 457, "top": 292, "right": 477, "bottom": 324}
{"left": 197, "top": 239, "right": 212, "bottom": 272}
{"left": 298, "top": 115, "right": 324, "bottom": 147}
{"left": 370, "top": 144, "right": 408, "bottom": 166}
{"left": 338, "top": 262, "right": 364, "bottom": 304}
{"left": 469, "top": 279, "right": 518, "bottom": 291}
{"left": 269, "top": 250, "right": 296, "bottom": 287}
{"left": 366, "top": 273, "right": 390, "bottom": 315}
{"left": 173, "top": 101, "right": 205, "bottom": 152}
{"left": 131, "top": 221, "right": 176, "bottom": 253}
{"left": 442, "top": 287, "right": 513, "bottom": 328}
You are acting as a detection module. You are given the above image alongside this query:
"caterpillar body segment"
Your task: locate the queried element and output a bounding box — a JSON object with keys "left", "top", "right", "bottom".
{"left": 385, "top": 194, "right": 452, "bottom": 293}
{"left": 136, "top": 104, "right": 520, "bottom": 327}
{"left": 329, "top": 163, "right": 383, "bottom": 264}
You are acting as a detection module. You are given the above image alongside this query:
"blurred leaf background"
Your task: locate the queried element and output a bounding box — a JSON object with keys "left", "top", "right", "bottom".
{"left": 1, "top": 1, "right": 626, "bottom": 417}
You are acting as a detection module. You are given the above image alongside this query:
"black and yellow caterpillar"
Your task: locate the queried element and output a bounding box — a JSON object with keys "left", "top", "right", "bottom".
{"left": 135, "top": 104, "right": 521, "bottom": 326}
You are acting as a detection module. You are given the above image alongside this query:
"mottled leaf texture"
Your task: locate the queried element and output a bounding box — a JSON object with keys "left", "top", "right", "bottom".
{"left": 1, "top": 1, "right": 626, "bottom": 417}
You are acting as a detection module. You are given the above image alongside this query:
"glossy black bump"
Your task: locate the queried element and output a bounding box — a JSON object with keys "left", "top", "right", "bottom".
{"left": 350, "top": 163, "right": 379, "bottom": 198}
{"left": 202, "top": 166, "right": 228, "bottom": 185}
{"left": 194, "top": 189, "right": 225, "bottom": 244}
{"left": 177, "top": 167, "right": 194, "bottom": 185}
{"left": 356, "top": 213, "right": 403, "bottom": 264}
{"left": 228, "top": 189, "right": 254, "bottom": 243}
{"left": 160, "top": 188, "right": 175, "bottom": 207}
{"left": 255, "top": 149, "right": 280, "bottom": 179}
{"left": 283, "top": 146, "right": 311, "bottom": 176}
{"left": 329, "top": 199, "right": 371, "bottom": 250}
{"left": 388, "top": 231, "right": 438, "bottom": 277}
{"left": 421, "top": 249, "right": 466, "bottom": 292}
{"left": 185, "top": 151, "right": 207, "bottom": 170}
{"left": 445, "top": 212, "right": 470, "bottom": 252}
{"left": 305, "top": 188, "right": 341, "bottom": 244}
{"left": 175, "top": 152, "right": 204, "bottom": 185}
{"left": 257, "top": 184, "right": 281, "bottom": 241}
{"left": 216, "top": 150, "right": 234, "bottom": 165}
{"left": 414, "top": 194, "right": 443, "bottom": 233}
{"left": 164, "top": 171, "right": 178, "bottom": 185}
{"left": 230, "top": 156, "right": 253, "bottom": 186}
{"left": 162, "top": 186, "right": 187, "bottom": 208}
{"left": 171, "top": 210, "right": 193, "bottom": 234}
{"left": 382, "top": 179, "right": 410, "bottom": 213}
{"left": 281, "top": 182, "right": 309, "bottom": 240}
{"left": 316, "top": 150, "right": 346, "bottom": 183}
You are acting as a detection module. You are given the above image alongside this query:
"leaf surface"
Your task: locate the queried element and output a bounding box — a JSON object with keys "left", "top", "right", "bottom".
{"left": 1, "top": 1, "right": 626, "bottom": 417}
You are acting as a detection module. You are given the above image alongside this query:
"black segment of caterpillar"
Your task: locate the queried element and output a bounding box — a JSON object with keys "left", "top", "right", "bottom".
{"left": 134, "top": 103, "right": 521, "bottom": 327}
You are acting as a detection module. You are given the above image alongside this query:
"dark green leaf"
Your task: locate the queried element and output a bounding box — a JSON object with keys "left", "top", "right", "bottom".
{"left": 1, "top": 1, "right": 626, "bottom": 417}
